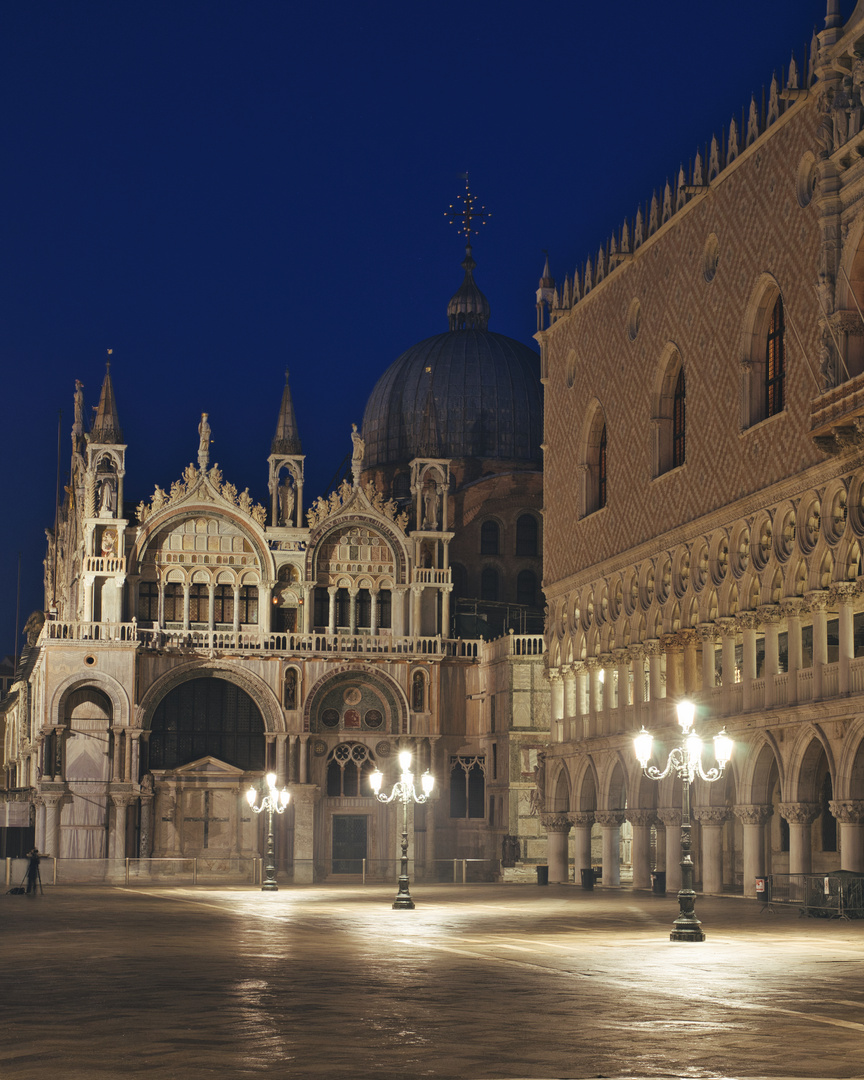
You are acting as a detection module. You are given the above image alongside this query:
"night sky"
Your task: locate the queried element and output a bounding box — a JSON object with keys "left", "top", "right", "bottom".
{"left": 1, "top": 0, "right": 835, "bottom": 651}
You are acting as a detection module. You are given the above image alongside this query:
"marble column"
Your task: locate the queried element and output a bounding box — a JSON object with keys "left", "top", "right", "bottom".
{"left": 599, "top": 654, "right": 614, "bottom": 734}
{"left": 369, "top": 589, "right": 378, "bottom": 637}
{"left": 410, "top": 585, "right": 423, "bottom": 636}
{"left": 541, "top": 815, "right": 572, "bottom": 883}
{"left": 130, "top": 732, "right": 141, "bottom": 784}
{"left": 734, "top": 804, "right": 773, "bottom": 897}
{"left": 782, "top": 599, "right": 806, "bottom": 706}
{"left": 562, "top": 667, "right": 577, "bottom": 737}
{"left": 276, "top": 734, "right": 288, "bottom": 786}
{"left": 594, "top": 810, "right": 625, "bottom": 886}
{"left": 807, "top": 591, "right": 830, "bottom": 701}
{"left": 718, "top": 618, "right": 738, "bottom": 714}
{"left": 779, "top": 802, "right": 819, "bottom": 874}
{"left": 548, "top": 670, "right": 564, "bottom": 742}
{"left": 139, "top": 791, "right": 155, "bottom": 858}
{"left": 291, "top": 785, "right": 320, "bottom": 884}
{"left": 645, "top": 640, "right": 663, "bottom": 723}
{"left": 738, "top": 613, "right": 758, "bottom": 711}
{"left": 759, "top": 606, "right": 781, "bottom": 707}
{"left": 614, "top": 649, "right": 630, "bottom": 725}
{"left": 629, "top": 646, "right": 645, "bottom": 728}
{"left": 124, "top": 729, "right": 133, "bottom": 784}
{"left": 327, "top": 586, "right": 337, "bottom": 635}
{"left": 662, "top": 635, "right": 683, "bottom": 700}
{"left": 626, "top": 809, "right": 655, "bottom": 889}
{"left": 657, "top": 807, "right": 682, "bottom": 892}
{"left": 43, "top": 794, "right": 63, "bottom": 859}
{"left": 34, "top": 797, "right": 46, "bottom": 853}
{"left": 111, "top": 794, "right": 134, "bottom": 862}
{"left": 568, "top": 812, "right": 594, "bottom": 875}
{"left": 694, "top": 807, "right": 728, "bottom": 894}
{"left": 288, "top": 734, "right": 298, "bottom": 784}
{"left": 698, "top": 625, "right": 719, "bottom": 692}
{"left": 112, "top": 727, "right": 123, "bottom": 781}
{"left": 298, "top": 735, "right": 309, "bottom": 784}
{"left": 831, "top": 583, "right": 858, "bottom": 695}
{"left": 348, "top": 589, "right": 358, "bottom": 634}
{"left": 830, "top": 800, "right": 864, "bottom": 872}
{"left": 680, "top": 630, "right": 699, "bottom": 697}
{"left": 585, "top": 660, "right": 601, "bottom": 737}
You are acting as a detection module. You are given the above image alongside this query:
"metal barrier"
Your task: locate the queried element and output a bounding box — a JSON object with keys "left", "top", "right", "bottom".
{"left": 760, "top": 873, "right": 864, "bottom": 918}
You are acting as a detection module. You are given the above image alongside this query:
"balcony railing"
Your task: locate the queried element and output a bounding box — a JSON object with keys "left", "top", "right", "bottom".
{"left": 83, "top": 556, "right": 127, "bottom": 574}
{"left": 412, "top": 568, "right": 452, "bottom": 585}
{"left": 40, "top": 621, "right": 484, "bottom": 659}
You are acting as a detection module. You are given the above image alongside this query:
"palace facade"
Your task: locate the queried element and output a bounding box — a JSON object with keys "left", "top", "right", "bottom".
{"left": 538, "top": 1, "right": 864, "bottom": 895}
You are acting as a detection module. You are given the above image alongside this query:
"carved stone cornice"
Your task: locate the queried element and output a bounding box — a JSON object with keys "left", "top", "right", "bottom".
{"left": 693, "top": 807, "right": 730, "bottom": 826}
{"left": 656, "top": 808, "right": 682, "bottom": 827}
{"left": 594, "top": 810, "right": 625, "bottom": 828}
{"left": 734, "top": 803, "right": 773, "bottom": 826}
{"left": 778, "top": 802, "right": 820, "bottom": 826}
{"left": 568, "top": 811, "right": 595, "bottom": 828}
{"left": 625, "top": 808, "right": 656, "bottom": 827}
{"left": 541, "top": 814, "right": 572, "bottom": 833}
{"left": 829, "top": 799, "right": 864, "bottom": 824}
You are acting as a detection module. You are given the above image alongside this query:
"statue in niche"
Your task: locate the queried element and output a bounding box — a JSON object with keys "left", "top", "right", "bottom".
{"left": 198, "top": 412, "right": 212, "bottom": 469}
{"left": 819, "top": 337, "right": 836, "bottom": 391}
{"left": 140, "top": 773, "right": 154, "bottom": 794}
{"left": 351, "top": 423, "right": 365, "bottom": 485}
{"left": 529, "top": 751, "right": 546, "bottom": 816}
{"left": 73, "top": 380, "right": 85, "bottom": 437}
{"left": 423, "top": 484, "right": 440, "bottom": 530}
{"left": 283, "top": 668, "right": 298, "bottom": 710}
{"left": 99, "top": 476, "right": 115, "bottom": 515}
{"left": 412, "top": 670, "right": 425, "bottom": 712}
{"left": 278, "top": 478, "right": 295, "bottom": 526}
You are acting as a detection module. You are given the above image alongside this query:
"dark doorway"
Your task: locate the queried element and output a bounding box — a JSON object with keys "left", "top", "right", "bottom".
{"left": 331, "top": 815, "right": 367, "bottom": 874}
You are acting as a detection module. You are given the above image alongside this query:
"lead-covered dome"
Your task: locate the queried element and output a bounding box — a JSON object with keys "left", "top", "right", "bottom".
{"left": 361, "top": 247, "right": 542, "bottom": 468}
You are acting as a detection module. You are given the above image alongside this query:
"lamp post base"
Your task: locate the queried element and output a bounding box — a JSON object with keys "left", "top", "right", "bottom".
{"left": 261, "top": 880, "right": 279, "bottom": 892}
{"left": 393, "top": 876, "right": 415, "bottom": 909}
{"left": 670, "top": 890, "right": 705, "bottom": 941}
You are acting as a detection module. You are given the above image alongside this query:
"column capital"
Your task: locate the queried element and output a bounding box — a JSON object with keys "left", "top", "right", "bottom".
{"left": 560, "top": 666, "right": 576, "bottom": 682}
{"left": 756, "top": 604, "right": 782, "bottom": 625}
{"left": 627, "top": 644, "right": 645, "bottom": 662}
{"left": 540, "top": 814, "right": 572, "bottom": 834}
{"left": 656, "top": 807, "right": 682, "bottom": 827}
{"left": 678, "top": 629, "right": 698, "bottom": 647}
{"left": 612, "top": 647, "right": 630, "bottom": 663}
{"left": 829, "top": 581, "right": 860, "bottom": 605}
{"left": 545, "top": 667, "right": 562, "bottom": 683}
{"left": 693, "top": 806, "right": 729, "bottom": 826}
{"left": 696, "top": 622, "right": 720, "bottom": 644}
{"left": 642, "top": 639, "right": 662, "bottom": 659}
{"left": 111, "top": 793, "right": 137, "bottom": 809}
{"left": 780, "top": 598, "right": 810, "bottom": 619}
{"left": 567, "top": 811, "right": 595, "bottom": 828}
{"left": 733, "top": 803, "right": 773, "bottom": 826}
{"left": 660, "top": 633, "right": 683, "bottom": 653}
{"left": 598, "top": 652, "right": 614, "bottom": 668}
{"left": 594, "top": 809, "right": 625, "bottom": 828}
{"left": 805, "top": 589, "right": 831, "bottom": 613}
{"left": 829, "top": 799, "right": 864, "bottom": 824}
{"left": 625, "top": 808, "right": 656, "bottom": 827}
{"left": 778, "top": 801, "right": 820, "bottom": 825}
{"left": 716, "top": 617, "right": 738, "bottom": 637}
{"left": 736, "top": 612, "right": 760, "bottom": 632}
{"left": 583, "top": 657, "right": 601, "bottom": 672}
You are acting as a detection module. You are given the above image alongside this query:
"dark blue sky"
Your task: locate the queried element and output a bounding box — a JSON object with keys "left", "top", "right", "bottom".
{"left": 1, "top": 0, "right": 835, "bottom": 649}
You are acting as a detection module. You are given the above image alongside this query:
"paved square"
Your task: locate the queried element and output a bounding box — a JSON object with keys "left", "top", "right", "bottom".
{"left": 2, "top": 884, "right": 864, "bottom": 1079}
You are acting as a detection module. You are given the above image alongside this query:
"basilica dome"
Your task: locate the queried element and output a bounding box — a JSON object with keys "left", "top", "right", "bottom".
{"left": 361, "top": 247, "right": 543, "bottom": 468}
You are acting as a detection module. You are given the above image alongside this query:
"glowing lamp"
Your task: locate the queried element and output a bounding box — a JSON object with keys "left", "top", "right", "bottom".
{"left": 714, "top": 729, "right": 733, "bottom": 768}
{"left": 398, "top": 749, "right": 412, "bottom": 773}
{"left": 676, "top": 700, "right": 695, "bottom": 733}
{"left": 634, "top": 727, "right": 653, "bottom": 769}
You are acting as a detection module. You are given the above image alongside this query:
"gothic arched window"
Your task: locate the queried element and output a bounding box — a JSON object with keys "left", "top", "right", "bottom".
{"left": 672, "top": 367, "right": 686, "bottom": 468}
{"left": 766, "top": 295, "right": 786, "bottom": 417}
{"left": 412, "top": 670, "right": 426, "bottom": 711}
{"left": 325, "top": 743, "right": 376, "bottom": 797}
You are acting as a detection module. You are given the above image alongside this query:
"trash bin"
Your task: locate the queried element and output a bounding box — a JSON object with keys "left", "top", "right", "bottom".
{"left": 652, "top": 872, "right": 666, "bottom": 895}
{"left": 536, "top": 865, "right": 549, "bottom": 886}
{"left": 580, "top": 868, "right": 594, "bottom": 890}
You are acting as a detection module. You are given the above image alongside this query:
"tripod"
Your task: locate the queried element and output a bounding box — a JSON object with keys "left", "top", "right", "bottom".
{"left": 23, "top": 862, "right": 43, "bottom": 895}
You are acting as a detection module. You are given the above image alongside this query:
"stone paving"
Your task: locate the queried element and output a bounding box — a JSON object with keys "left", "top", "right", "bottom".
{"left": 2, "top": 882, "right": 864, "bottom": 1080}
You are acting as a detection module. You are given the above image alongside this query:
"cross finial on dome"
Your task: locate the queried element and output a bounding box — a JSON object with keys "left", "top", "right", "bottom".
{"left": 445, "top": 173, "right": 491, "bottom": 240}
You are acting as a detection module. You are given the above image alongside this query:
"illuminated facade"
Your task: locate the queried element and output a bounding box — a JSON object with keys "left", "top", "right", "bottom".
{"left": 538, "top": 1, "right": 864, "bottom": 894}
{"left": 1, "top": 251, "right": 550, "bottom": 881}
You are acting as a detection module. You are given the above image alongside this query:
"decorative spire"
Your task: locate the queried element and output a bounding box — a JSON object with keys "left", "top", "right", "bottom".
{"left": 271, "top": 368, "right": 302, "bottom": 455}
{"left": 445, "top": 174, "right": 491, "bottom": 330}
{"left": 90, "top": 355, "right": 123, "bottom": 444}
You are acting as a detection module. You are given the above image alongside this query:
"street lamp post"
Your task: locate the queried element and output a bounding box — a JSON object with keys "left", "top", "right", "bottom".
{"left": 634, "top": 700, "right": 733, "bottom": 942}
{"left": 370, "top": 748, "right": 434, "bottom": 909}
{"left": 246, "top": 772, "right": 290, "bottom": 892}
